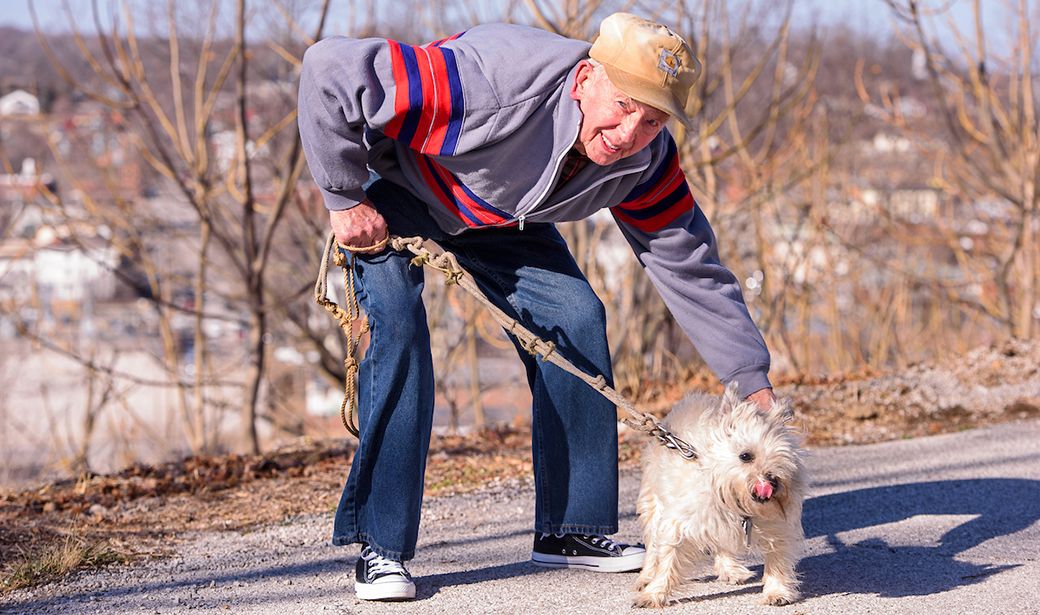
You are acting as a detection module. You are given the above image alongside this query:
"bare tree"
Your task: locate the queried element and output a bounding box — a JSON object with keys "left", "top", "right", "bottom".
{"left": 31, "top": 0, "right": 333, "bottom": 454}
{"left": 866, "top": 0, "right": 1040, "bottom": 340}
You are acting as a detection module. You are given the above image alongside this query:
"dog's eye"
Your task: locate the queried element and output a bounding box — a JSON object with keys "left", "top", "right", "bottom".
{"left": 739, "top": 451, "right": 754, "bottom": 463}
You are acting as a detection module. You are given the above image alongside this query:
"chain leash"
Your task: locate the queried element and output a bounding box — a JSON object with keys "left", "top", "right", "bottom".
{"left": 315, "top": 232, "right": 698, "bottom": 461}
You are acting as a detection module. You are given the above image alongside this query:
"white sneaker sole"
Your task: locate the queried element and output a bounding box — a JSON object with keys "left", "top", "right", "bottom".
{"left": 531, "top": 552, "right": 644, "bottom": 573}
{"left": 355, "top": 578, "right": 416, "bottom": 601}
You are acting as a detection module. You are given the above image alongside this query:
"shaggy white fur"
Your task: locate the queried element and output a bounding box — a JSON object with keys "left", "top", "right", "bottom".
{"left": 634, "top": 385, "right": 807, "bottom": 608}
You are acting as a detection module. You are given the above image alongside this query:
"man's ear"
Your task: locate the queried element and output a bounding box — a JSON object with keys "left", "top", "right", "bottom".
{"left": 570, "top": 59, "right": 596, "bottom": 101}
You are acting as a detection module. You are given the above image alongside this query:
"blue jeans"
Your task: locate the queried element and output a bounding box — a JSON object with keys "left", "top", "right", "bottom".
{"left": 332, "top": 180, "right": 619, "bottom": 561}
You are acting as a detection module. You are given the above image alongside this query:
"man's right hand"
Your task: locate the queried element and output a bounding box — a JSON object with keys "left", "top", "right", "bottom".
{"left": 330, "top": 199, "right": 388, "bottom": 249}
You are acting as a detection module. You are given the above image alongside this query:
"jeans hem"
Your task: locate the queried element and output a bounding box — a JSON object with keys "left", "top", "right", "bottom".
{"left": 533, "top": 523, "right": 619, "bottom": 536}
{"left": 331, "top": 531, "right": 414, "bottom": 562}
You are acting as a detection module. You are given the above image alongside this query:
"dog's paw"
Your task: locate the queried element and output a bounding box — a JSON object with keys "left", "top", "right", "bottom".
{"left": 715, "top": 565, "right": 754, "bottom": 585}
{"left": 633, "top": 591, "right": 670, "bottom": 609}
{"left": 761, "top": 588, "right": 799, "bottom": 606}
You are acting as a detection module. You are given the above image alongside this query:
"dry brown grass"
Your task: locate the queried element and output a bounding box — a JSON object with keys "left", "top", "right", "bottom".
{"left": 2, "top": 534, "right": 126, "bottom": 593}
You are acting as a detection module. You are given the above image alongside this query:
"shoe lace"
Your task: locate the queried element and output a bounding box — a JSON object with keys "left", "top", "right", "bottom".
{"left": 538, "top": 532, "right": 622, "bottom": 552}
{"left": 586, "top": 535, "right": 620, "bottom": 551}
{"left": 361, "top": 547, "right": 407, "bottom": 577}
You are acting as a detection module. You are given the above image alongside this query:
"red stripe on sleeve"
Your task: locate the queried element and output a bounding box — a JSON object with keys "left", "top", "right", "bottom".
{"left": 647, "top": 165, "right": 685, "bottom": 206}
{"left": 384, "top": 41, "right": 409, "bottom": 139}
{"left": 614, "top": 192, "right": 695, "bottom": 233}
{"left": 426, "top": 32, "right": 463, "bottom": 47}
{"left": 624, "top": 157, "right": 683, "bottom": 210}
{"left": 427, "top": 160, "right": 503, "bottom": 225}
{"left": 422, "top": 47, "right": 452, "bottom": 155}
{"left": 416, "top": 157, "right": 468, "bottom": 224}
{"left": 411, "top": 47, "right": 438, "bottom": 152}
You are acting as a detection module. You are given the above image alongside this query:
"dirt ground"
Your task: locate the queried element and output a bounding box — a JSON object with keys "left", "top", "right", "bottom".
{"left": 2, "top": 340, "right": 1038, "bottom": 593}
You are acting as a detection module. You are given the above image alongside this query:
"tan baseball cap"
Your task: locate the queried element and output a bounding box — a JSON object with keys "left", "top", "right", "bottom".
{"left": 589, "top": 12, "right": 701, "bottom": 129}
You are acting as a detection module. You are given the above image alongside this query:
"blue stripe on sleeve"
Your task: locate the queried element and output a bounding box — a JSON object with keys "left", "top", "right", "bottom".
{"left": 440, "top": 48, "right": 465, "bottom": 156}
{"left": 398, "top": 45, "right": 424, "bottom": 146}
{"left": 618, "top": 183, "right": 690, "bottom": 220}
{"left": 623, "top": 137, "right": 678, "bottom": 202}
{"left": 423, "top": 160, "right": 482, "bottom": 226}
{"left": 458, "top": 182, "right": 510, "bottom": 219}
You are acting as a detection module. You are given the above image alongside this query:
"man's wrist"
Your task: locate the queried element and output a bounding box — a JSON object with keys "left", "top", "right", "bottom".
{"left": 728, "top": 369, "right": 771, "bottom": 399}
{"left": 320, "top": 185, "right": 366, "bottom": 212}
{"left": 745, "top": 387, "right": 775, "bottom": 411}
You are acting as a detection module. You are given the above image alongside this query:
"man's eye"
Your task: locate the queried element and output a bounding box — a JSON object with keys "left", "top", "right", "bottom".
{"left": 647, "top": 119, "right": 660, "bottom": 128}
{"left": 616, "top": 100, "right": 628, "bottom": 110}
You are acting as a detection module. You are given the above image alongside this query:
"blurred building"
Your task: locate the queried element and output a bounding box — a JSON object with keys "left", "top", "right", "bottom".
{"left": 0, "top": 89, "right": 40, "bottom": 116}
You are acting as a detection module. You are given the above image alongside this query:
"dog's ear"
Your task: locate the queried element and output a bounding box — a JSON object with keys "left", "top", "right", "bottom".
{"left": 703, "top": 383, "right": 742, "bottom": 431}
{"left": 766, "top": 397, "right": 795, "bottom": 424}
{"left": 719, "top": 382, "right": 741, "bottom": 413}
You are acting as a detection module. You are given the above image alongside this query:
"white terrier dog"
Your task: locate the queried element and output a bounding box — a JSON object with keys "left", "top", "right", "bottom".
{"left": 634, "top": 385, "right": 806, "bottom": 608}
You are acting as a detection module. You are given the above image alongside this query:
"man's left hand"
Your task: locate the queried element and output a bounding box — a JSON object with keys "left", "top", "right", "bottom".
{"left": 746, "top": 388, "right": 776, "bottom": 412}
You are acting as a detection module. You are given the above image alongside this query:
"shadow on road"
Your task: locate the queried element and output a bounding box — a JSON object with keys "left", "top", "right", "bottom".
{"left": 799, "top": 478, "right": 1039, "bottom": 598}
{"left": 6, "top": 479, "right": 1036, "bottom": 612}
{"left": 414, "top": 561, "right": 551, "bottom": 599}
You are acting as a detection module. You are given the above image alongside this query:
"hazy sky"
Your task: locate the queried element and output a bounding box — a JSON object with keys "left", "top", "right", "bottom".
{"left": 0, "top": 0, "right": 1004, "bottom": 46}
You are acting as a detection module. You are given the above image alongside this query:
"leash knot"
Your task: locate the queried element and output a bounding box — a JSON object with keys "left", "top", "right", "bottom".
{"left": 332, "top": 249, "right": 347, "bottom": 268}
{"left": 443, "top": 270, "right": 464, "bottom": 286}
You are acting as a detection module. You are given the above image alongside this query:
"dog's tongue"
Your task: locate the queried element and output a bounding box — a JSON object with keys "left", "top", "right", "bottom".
{"left": 754, "top": 480, "right": 774, "bottom": 500}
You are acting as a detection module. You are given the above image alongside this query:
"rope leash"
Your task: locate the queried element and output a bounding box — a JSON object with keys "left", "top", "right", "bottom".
{"left": 315, "top": 231, "right": 698, "bottom": 460}
{"left": 314, "top": 232, "right": 371, "bottom": 437}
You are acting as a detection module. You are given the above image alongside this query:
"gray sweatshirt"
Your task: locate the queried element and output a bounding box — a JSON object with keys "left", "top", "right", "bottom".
{"left": 298, "top": 23, "right": 771, "bottom": 397}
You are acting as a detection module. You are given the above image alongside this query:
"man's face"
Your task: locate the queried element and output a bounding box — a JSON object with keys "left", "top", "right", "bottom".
{"left": 570, "top": 61, "right": 670, "bottom": 166}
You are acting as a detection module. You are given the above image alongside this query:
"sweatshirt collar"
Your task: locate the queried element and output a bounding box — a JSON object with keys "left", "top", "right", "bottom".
{"left": 558, "top": 63, "right": 584, "bottom": 150}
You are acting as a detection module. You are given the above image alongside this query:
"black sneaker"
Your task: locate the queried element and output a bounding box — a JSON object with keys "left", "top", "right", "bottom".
{"left": 531, "top": 532, "right": 645, "bottom": 572}
{"left": 354, "top": 544, "right": 416, "bottom": 601}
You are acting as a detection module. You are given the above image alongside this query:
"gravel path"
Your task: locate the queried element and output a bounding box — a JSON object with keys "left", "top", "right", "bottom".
{"left": 3, "top": 419, "right": 1039, "bottom": 615}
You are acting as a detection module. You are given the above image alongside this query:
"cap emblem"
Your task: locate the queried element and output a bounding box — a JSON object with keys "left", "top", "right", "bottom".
{"left": 658, "top": 49, "right": 681, "bottom": 78}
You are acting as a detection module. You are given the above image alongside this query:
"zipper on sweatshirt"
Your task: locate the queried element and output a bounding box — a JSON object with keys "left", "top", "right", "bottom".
{"left": 532, "top": 158, "right": 652, "bottom": 221}
{"left": 505, "top": 122, "right": 582, "bottom": 230}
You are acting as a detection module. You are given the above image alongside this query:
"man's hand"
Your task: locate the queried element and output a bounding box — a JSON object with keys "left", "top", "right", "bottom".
{"left": 745, "top": 388, "right": 776, "bottom": 412}
{"left": 330, "top": 199, "right": 388, "bottom": 249}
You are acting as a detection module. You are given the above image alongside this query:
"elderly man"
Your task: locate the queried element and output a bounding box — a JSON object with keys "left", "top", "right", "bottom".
{"left": 298, "top": 12, "right": 774, "bottom": 601}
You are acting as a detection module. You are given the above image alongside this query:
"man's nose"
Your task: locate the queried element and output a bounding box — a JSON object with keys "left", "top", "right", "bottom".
{"left": 614, "top": 115, "right": 639, "bottom": 146}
